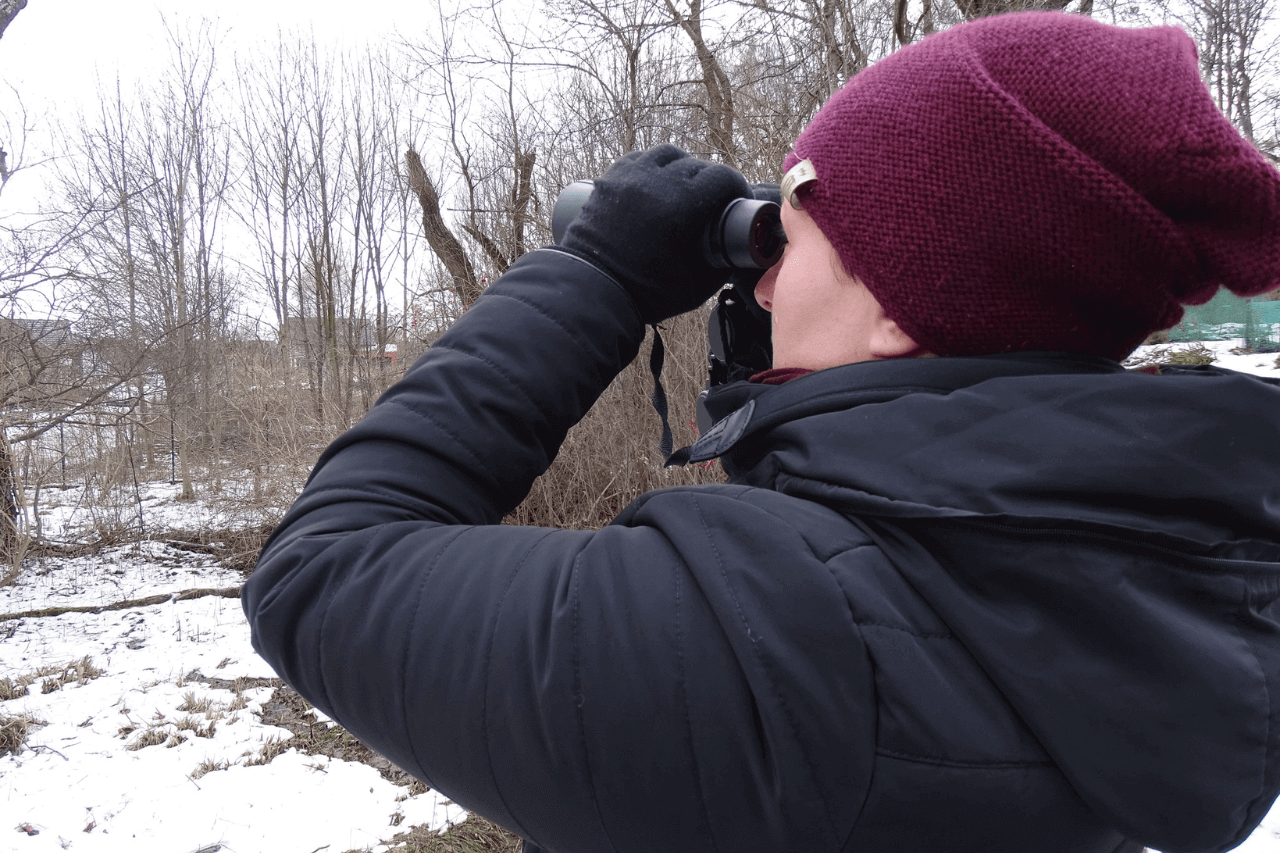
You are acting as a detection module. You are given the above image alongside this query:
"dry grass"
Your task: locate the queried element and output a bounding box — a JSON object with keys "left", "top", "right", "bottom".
{"left": 505, "top": 313, "right": 724, "bottom": 530}
{"left": 126, "top": 727, "right": 169, "bottom": 751}
{"left": 1163, "top": 342, "right": 1217, "bottom": 366}
{"left": 245, "top": 734, "right": 290, "bottom": 766}
{"left": 191, "top": 757, "right": 232, "bottom": 779}
{"left": 1, "top": 657, "right": 105, "bottom": 700}
{"left": 1126, "top": 342, "right": 1218, "bottom": 369}
{"left": 0, "top": 712, "right": 46, "bottom": 756}
{"left": 0, "top": 676, "right": 27, "bottom": 701}
{"left": 40, "top": 657, "right": 106, "bottom": 693}
{"left": 366, "top": 815, "right": 523, "bottom": 853}
{"left": 175, "top": 714, "right": 219, "bottom": 738}
{"left": 178, "top": 690, "right": 220, "bottom": 715}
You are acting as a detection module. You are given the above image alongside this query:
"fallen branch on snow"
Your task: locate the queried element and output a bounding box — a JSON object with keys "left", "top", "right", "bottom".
{"left": 0, "top": 586, "right": 242, "bottom": 622}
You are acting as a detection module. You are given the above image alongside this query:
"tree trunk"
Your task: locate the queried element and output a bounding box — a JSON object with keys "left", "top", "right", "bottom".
{"left": 0, "top": 0, "right": 27, "bottom": 41}
{"left": 665, "top": 0, "right": 738, "bottom": 167}
{"left": 0, "top": 425, "right": 17, "bottom": 554}
{"left": 404, "top": 147, "right": 482, "bottom": 306}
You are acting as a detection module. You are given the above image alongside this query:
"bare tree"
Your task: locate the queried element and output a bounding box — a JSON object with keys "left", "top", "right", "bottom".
{"left": 1182, "top": 0, "right": 1273, "bottom": 143}
{"left": 542, "top": 0, "right": 678, "bottom": 156}
{"left": 665, "top": 0, "right": 740, "bottom": 165}
{"left": 236, "top": 34, "right": 310, "bottom": 360}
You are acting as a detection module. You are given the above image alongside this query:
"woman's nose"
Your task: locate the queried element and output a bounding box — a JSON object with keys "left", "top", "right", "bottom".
{"left": 753, "top": 264, "right": 779, "bottom": 312}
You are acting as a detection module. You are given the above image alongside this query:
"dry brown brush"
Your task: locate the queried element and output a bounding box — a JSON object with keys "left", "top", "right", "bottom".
{"left": 506, "top": 308, "right": 725, "bottom": 530}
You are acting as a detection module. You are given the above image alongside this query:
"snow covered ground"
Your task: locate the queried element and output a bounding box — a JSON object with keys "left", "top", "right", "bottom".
{"left": 1128, "top": 338, "right": 1280, "bottom": 380}
{"left": 2, "top": 338, "right": 1279, "bottom": 852}
{"left": 1, "top": 487, "right": 467, "bottom": 852}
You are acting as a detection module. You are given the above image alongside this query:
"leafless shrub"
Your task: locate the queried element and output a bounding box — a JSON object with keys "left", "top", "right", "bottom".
{"left": 506, "top": 311, "right": 724, "bottom": 531}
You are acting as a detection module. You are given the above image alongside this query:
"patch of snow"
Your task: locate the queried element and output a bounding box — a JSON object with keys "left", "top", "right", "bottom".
{"left": 1128, "top": 338, "right": 1280, "bottom": 380}
{"left": 1, "top": 552, "right": 465, "bottom": 851}
{"left": 0, "top": 544, "right": 243, "bottom": 613}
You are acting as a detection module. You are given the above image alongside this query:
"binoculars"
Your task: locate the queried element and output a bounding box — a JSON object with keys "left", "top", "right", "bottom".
{"left": 551, "top": 180, "right": 786, "bottom": 270}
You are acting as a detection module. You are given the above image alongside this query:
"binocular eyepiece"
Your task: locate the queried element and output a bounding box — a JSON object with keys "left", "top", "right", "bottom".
{"left": 551, "top": 180, "right": 786, "bottom": 271}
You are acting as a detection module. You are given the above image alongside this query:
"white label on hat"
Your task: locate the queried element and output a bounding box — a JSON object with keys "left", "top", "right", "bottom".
{"left": 781, "top": 159, "right": 819, "bottom": 209}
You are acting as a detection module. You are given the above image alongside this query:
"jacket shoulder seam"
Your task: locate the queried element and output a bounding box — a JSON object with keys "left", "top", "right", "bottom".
{"left": 691, "top": 493, "right": 841, "bottom": 845}
{"left": 317, "top": 528, "right": 379, "bottom": 717}
{"left": 572, "top": 547, "right": 623, "bottom": 853}
{"left": 875, "top": 746, "right": 1054, "bottom": 769}
{"left": 396, "top": 526, "right": 471, "bottom": 785}
{"left": 483, "top": 529, "right": 560, "bottom": 843}
{"left": 857, "top": 621, "right": 956, "bottom": 640}
{"left": 671, "top": 551, "right": 723, "bottom": 853}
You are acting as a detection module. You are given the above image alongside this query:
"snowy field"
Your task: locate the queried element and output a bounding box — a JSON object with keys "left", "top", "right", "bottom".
{"left": 1132, "top": 338, "right": 1280, "bottom": 380}
{"left": 2, "top": 338, "right": 1279, "bottom": 852}
{"left": 1, "top": 487, "right": 467, "bottom": 852}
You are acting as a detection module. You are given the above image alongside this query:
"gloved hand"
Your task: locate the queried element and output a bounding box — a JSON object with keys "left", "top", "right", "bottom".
{"left": 749, "top": 182, "right": 781, "bottom": 206}
{"left": 559, "top": 144, "right": 752, "bottom": 324}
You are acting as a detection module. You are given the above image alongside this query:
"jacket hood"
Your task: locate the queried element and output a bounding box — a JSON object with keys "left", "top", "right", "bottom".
{"left": 698, "top": 353, "right": 1280, "bottom": 853}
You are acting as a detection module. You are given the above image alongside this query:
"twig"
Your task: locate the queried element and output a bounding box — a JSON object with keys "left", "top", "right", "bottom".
{"left": 31, "top": 743, "right": 69, "bottom": 761}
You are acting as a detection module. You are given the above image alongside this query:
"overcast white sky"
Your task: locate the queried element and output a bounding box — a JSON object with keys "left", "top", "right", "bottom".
{"left": 0, "top": 0, "right": 439, "bottom": 106}
{"left": 0, "top": 0, "right": 452, "bottom": 209}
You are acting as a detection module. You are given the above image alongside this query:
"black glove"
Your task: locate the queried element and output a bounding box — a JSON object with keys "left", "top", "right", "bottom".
{"left": 559, "top": 144, "right": 752, "bottom": 324}
{"left": 727, "top": 182, "right": 782, "bottom": 323}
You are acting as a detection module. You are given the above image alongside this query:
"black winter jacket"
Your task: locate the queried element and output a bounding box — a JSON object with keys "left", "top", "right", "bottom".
{"left": 243, "top": 249, "right": 1280, "bottom": 853}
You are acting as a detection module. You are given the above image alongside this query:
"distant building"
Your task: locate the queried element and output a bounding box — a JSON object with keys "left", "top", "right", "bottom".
{"left": 0, "top": 318, "right": 84, "bottom": 399}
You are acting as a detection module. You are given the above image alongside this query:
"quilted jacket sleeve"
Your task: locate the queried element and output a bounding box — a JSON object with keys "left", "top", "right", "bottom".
{"left": 241, "top": 248, "right": 875, "bottom": 853}
{"left": 240, "top": 249, "right": 654, "bottom": 840}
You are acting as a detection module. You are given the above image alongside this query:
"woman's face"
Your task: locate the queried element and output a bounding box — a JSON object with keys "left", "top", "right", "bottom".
{"left": 754, "top": 203, "right": 921, "bottom": 370}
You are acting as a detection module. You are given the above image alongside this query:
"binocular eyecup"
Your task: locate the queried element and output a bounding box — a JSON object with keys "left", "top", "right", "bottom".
{"left": 551, "top": 180, "right": 786, "bottom": 271}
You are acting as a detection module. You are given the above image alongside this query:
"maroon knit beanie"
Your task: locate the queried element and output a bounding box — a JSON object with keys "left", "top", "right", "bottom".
{"left": 783, "top": 11, "right": 1280, "bottom": 360}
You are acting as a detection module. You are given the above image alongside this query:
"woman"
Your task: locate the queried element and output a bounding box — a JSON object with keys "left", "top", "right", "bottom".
{"left": 244, "top": 11, "right": 1280, "bottom": 852}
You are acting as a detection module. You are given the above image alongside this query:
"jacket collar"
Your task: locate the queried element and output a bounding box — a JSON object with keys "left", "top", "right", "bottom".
{"left": 691, "top": 352, "right": 1125, "bottom": 465}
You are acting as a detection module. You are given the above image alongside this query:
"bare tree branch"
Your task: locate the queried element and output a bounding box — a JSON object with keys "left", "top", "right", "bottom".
{"left": 404, "top": 147, "right": 481, "bottom": 306}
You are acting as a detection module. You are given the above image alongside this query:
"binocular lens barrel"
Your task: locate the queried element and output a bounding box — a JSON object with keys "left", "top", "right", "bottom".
{"left": 551, "top": 180, "right": 785, "bottom": 271}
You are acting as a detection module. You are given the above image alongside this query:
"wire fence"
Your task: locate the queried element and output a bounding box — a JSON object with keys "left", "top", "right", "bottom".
{"left": 1168, "top": 292, "right": 1280, "bottom": 351}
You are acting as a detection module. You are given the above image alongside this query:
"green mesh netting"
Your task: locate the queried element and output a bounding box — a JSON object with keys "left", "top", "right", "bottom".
{"left": 1169, "top": 289, "right": 1248, "bottom": 341}
{"left": 1168, "top": 290, "right": 1280, "bottom": 351}
{"left": 1246, "top": 301, "right": 1280, "bottom": 352}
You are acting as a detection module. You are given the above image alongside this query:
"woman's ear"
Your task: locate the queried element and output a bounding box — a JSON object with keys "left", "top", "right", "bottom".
{"left": 868, "top": 311, "right": 930, "bottom": 360}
